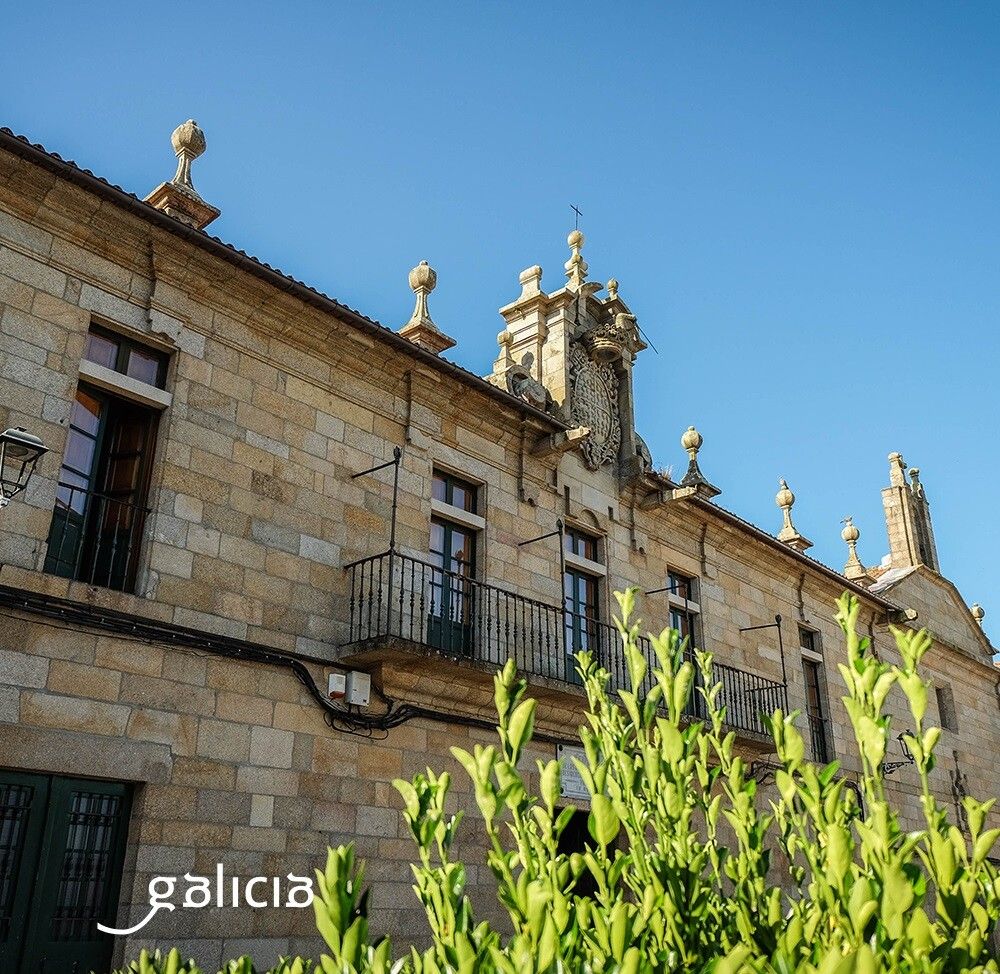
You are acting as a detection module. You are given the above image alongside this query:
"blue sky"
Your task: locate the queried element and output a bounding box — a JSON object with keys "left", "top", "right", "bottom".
{"left": 4, "top": 2, "right": 998, "bottom": 646}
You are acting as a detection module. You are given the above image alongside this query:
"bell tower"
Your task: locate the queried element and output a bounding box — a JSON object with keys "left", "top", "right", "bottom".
{"left": 489, "top": 231, "right": 650, "bottom": 477}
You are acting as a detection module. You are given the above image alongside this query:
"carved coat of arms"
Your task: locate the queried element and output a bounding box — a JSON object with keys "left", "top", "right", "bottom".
{"left": 569, "top": 344, "right": 620, "bottom": 469}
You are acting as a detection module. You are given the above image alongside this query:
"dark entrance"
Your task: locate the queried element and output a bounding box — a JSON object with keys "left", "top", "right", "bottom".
{"left": 0, "top": 771, "right": 131, "bottom": 973}
{"left": 556, "top": 808, "right": 598, "bottom": 898}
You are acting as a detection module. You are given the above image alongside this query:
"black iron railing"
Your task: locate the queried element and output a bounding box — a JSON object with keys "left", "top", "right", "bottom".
{"left": 43, "top": 483, "right": 149, "bottom": 593}
{"left": 806, "top": 712, "right": 833, "bottom": 763}
{"left": 344, "top": 548, "right": 787, "bottom": 738}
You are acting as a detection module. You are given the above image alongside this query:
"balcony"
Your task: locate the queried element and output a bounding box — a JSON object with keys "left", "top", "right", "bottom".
{"left": 342, "top": 549, "right": 787, "bottom": 742}
{"left": 43, "top": 482, "right": 149, "bottom": 592}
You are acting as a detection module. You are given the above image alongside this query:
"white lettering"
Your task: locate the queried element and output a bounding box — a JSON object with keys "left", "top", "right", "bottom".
{"left": 286, "top": 874, "right": 315, "bottom": 907}
{"left": 182, "top": 873, "right": 211, "bottom": 908}
{"left": 245, "top": 876, "right": 268, "bottom": 908}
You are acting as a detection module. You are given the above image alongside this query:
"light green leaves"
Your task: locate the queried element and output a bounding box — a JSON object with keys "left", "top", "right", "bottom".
{"left": 588, "top": 793, "right": 621, "bottom": 847}
{"left": 112, "top": 590, "right": 999, "bottom": 974}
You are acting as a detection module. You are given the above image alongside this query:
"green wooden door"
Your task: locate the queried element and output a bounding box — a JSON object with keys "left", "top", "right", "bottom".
{"left": 0, "top": 771, "right": 131, "bottom": 974}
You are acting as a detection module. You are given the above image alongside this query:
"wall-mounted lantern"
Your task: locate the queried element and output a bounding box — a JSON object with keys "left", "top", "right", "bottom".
{"left": 0, "top": 427, "right": 47, "bottom": 509}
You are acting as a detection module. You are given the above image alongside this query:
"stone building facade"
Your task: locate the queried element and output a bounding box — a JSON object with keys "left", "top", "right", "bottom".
{"left": 0, "top": 122, "right": 997, "bottom": 971}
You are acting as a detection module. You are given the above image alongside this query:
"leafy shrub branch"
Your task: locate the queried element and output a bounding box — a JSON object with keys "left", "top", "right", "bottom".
{"left": 116, "top": 591, "right": 999, "bottom": 974}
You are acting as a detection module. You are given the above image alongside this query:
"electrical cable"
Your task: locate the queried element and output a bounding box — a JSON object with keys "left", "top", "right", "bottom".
{"left": 0, "top": 584, "right": 576, "bottom": 746}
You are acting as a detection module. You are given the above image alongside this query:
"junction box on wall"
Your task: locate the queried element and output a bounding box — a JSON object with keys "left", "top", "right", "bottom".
{"left": 328, "top": 670, "right": 371, "bottom": 707}
{"left": 345, "top": 670, "right": 371, "bottom": 707}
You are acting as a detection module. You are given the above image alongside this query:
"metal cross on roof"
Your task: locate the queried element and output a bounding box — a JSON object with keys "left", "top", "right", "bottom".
{"left": 571, "top": 203, "right": 583, "bottom": 229}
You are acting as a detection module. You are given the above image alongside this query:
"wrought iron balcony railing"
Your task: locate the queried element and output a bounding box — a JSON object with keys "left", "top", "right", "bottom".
{"left": 43, "top": 483, "right": 149, "bottom": 593}
{"left": 806, "top": 711, "right": 833, "bottom": 764}
{"left": 344, "top": 548, "right": 787, "bottom": 739}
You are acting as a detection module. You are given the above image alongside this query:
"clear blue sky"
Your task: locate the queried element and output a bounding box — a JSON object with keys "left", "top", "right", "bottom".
{"left": 5, "top": 2, "right": 998, "bottom": 646}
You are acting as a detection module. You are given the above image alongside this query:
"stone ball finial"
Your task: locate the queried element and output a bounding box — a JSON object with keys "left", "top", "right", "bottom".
{"left": 681, "top": 426, "right": 702, "bottom": 455}
{"left": 408, "top": 260, "right": 437, "bottom": 294}
{"left": 776, "top": 478, "right": 795, "bottom": 510}
{"left": 841, "top": 516, "right": 860, "bottom": 543}
{"left": 971, "top": 603, "right": 985, "bottom": 625}
{"left": 567, "top": 229, "right": 584, "bottom": 250}
{"left": 171, "top": 119, "right": 206, "bottom": 160}
{"left": 607, "top": 278, "right": 619, "bottom": 300}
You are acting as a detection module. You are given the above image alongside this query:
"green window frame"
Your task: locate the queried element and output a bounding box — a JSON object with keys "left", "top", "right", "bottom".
{"left": 431, "top": 469, "right": 478, "bottom": 514}
{"left": 43, "top": 383, "right": 159, "bottom": 591}
{"left": 426, "top": 471, "right": 479, "bottom": 655}
{"left": 563, "top": 528, "right": 601, "bottom": 683}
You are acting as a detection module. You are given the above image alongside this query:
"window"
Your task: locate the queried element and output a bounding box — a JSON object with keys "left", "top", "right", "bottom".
{"left": 664, "top": 570, "right": 699, "bottom": 644}
{"left": 563, "top": 528, "right": 601, "bottom": 683}
{"left": 936, "top": 684, "right": 958, "bottom": 732}
{"left": 431, "top": 470, "right": 477, "bottom": 514}
{"left": 427, "top": 472, "right": 479, "bottom": 655}
{"left": 800, "top": 627, "right": 831, "bottom": 763}
{"left": 564, "top": 528, "right": 598, "bottom": 562}
{"left": 0, "top": 771, "right": 131, "bottom": 974}
{"left": 43, "top": 328, "right": 168, "bottom": 592}
{"left": 84, "top": 326, "right": 168, "bottom": 387}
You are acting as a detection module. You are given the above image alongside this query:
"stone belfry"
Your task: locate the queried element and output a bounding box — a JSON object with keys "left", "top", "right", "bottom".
{"left": 489, "top": 231, "right": 650, "bottom": 477}
{"left": 881, "top": 452, "right": 940, "bottom": 572}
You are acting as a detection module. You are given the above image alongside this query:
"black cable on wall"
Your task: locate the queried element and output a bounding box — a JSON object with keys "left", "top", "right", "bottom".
{"left": 0, "top": 584, "right": 575, "bottom": 747}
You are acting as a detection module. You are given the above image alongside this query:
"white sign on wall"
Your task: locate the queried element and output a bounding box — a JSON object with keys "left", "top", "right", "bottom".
{"left": 557, "top": 744, "right": 590, "bottom": 801}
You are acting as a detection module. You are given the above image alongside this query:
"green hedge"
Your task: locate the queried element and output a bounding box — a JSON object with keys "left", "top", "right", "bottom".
{"left": 115, "top": 592, "right": 999, "bottom": 974}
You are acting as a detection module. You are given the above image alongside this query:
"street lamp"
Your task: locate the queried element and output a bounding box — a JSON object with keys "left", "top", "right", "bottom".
{"left": 0, "top": 427, "right": 48, "bottom": 508}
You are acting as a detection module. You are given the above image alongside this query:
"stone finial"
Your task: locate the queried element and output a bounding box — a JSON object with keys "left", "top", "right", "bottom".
{"left": 971, "top": 603, "right": 985, "bottom": 627}
{"left": 841, "top": 516, "right": 869, "bottom": 581}
{"left": 170, "top": 119, "right": 207, "bottom": 191}
{"left": 399, "top": 260, "right": 456, "bottom": 356}
{"left": 607, "top": 278, "right": 619, "bottom": 301}
{"left": 681, "top": 425, "right": 702, "bottom": 455}
{"left": 517, "top": 265, "right": 543, "bottom": 300}
{"left": 888, "top": 451, "right": 907, "bottom": 487}
{"left": 145, "top": 119, "right": 220, "bottom": 230}
{"left": 678, "top": 426, "right": 721, "bottom": 500}
{"left": 564, "top": 229, "right": 588, "bottom": 289}
{"left": 775, "top": 478, "right": 813, "bottom": 551}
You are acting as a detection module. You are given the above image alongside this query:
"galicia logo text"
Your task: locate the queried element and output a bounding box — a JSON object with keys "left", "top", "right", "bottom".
{"left": 98, "top": 865, "right": 314, "bottom": 935}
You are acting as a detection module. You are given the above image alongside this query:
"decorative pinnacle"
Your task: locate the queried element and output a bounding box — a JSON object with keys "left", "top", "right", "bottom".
{"left": 170, "top": 119, "right": 207, "bottom": 194}
{"left": 888, "top": 451, "right": 907, "bottom": 487}
{"left": 841, "top": 516, "right": 868, "bottom": 581}
{"left": 565, "top": 229, "right": 588, "bottom": 289}
{"left": 678, "top": 426, "right": 720, "bottom": 500}
{"left": 517, "top": 265, "right": 543, "bottom": 300}
{"left": 607, "top": 278, "right": 619, "bottom": 301}
{"left": 971, "top": 603, "right": 985, "bottom": 626}
{"left": 681, "top": 425, "right": 702, "bottom": 457}
{"left": 144, "top": 119, "right": 220, "bottom": 229}
{"left": 775, "top": 478, "right": 813, "bottom": 551}
{"left": 399, "top": 260, "right": 455, "bottom": 355}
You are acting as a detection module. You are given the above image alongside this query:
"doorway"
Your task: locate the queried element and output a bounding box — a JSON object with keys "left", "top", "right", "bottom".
{"left": 0, "top": 771, "right": 132, "bottom": 973}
